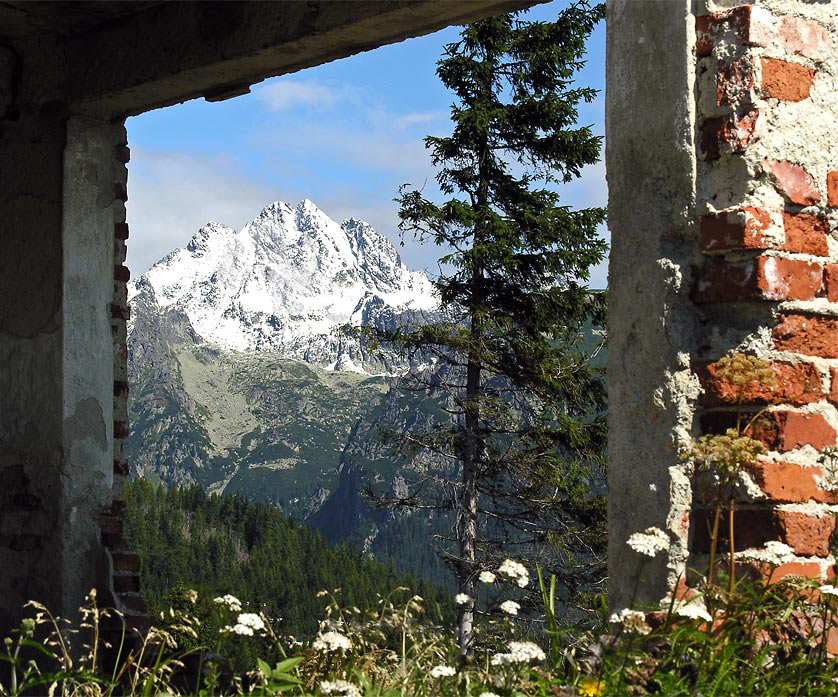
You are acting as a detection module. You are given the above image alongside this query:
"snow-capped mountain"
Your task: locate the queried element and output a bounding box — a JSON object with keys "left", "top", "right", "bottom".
{"left": 128, "top": 199, "right": 437, "bottom": 371}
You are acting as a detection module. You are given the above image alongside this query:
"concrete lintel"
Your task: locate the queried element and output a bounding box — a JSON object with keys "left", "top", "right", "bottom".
{"left": 67, "top": 0, "right": 542, "bottom": 118}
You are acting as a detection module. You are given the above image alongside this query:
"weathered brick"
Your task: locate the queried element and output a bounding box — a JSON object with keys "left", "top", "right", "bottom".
{"left": 114, "top": 144, "right": 131, "bottom": 163}
{"left": 114, "top": 183, "right": 128, "bottom": 202}
{"left": 114, "top": 380, "right": 128, "bottom": 397}
{"left": 760, "top": 57, "right": 815, "bottom": 102}
{"left": 693, "top": 256, "right": 822, "bottom": 303}
{"left": 696, "top": 6, "right": 774, "bottom": 57}
{"left": 717, "top": 55, "right": 755, "bottom": 107}
{"left": 782, "top": 212, "right": 829, "bottom": 256}
{"left": 694, "top": 508, "right": 834, "bottom": 556}
{"left": 114, "top": 222, "right": 129, "bottom": 240}
{"left": 773, "top": 314, "right": 838, "bottom": 358}
{"left": 825, "top": 265, "right": 838, "bottom": 303}
{"left": 700, "top": 109, "right": 765, "bottom": 160}
{"left": 779, "top": 15, "right": 829, "bottom": 60}
{"left": 111, "top": 551, "right": 141, "bottom": 573}
{"left": 110, "top": 303, "right": 129, "bottom": 320}
{"left": 114, "top": 420, "right": 129, "bottom": 439}
{"left": 745, "top": 460, "right": 830, "bottom": 503}
{"left": 703, "top": 409, "right": 836, "bottom": 452}
{"left": 700, "top": 207, "right": 774, "bottom": 253}
{"left": 697, "top": 360, "right": 825, "bottom": 407}
{"left": 827, "top": 172, "right": 838, "bottom": 208}
{"left": 764, "top": 160, "right": 821, "bottom": 206}
{"left": 119, "top": 593, "right": 148, "bottom": 614}
{"left": 113, "top": 265, "right": 130, "bottom": 282}
{"left": 98, "top": 514, "right": 124, "bottom": 536}
{"left": 114, "top": 459, "right": 129, "bottom": 477}
{"left": 113, "top": 573, "right": 141, "bottom": 593}
{"left": 830, "top": 367, "right": 838, "bottom": 404}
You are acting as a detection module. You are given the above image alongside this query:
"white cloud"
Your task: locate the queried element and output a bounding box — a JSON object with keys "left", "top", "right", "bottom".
{"left": 125, "top": 149, "right": 276, "bottom": 275}
{"left": 253, "top": 80, "right": 362, "bottom": 112}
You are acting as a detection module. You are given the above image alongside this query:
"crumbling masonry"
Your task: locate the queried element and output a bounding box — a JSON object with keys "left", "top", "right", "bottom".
{"left": 2, "top": 0, "right": 837, "bottom": 643}
{"left": 608, "top": 0, "right": 838, "bottom": 611}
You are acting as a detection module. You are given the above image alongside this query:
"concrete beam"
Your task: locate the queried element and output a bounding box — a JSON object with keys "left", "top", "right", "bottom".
{"left": 67, "top": 0, "right": 542, "bottom": 119}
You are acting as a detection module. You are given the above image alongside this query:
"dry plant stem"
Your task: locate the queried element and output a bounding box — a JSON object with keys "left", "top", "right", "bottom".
{"left": 708, "top": 505, "right": 722, "bottom": 590}
{"left": 728, "top": 498, "right": 736, "bottom": 596}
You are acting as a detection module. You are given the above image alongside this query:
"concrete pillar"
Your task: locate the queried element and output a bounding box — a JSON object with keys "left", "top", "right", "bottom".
{"left": 608, "top": 0, "right": 838, "bottom": 610}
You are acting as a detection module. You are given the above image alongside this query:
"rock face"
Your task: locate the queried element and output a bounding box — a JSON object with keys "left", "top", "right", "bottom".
{"left": 126, "top": 200, "right": 454, "bottom": 585}
{"left": 128, "top": 199, "right": 436, "bottom": 372}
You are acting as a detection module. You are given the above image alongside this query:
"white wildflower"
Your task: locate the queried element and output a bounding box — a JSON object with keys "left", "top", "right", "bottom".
{"left": 820, "top": 585, "right": 838, "bottom": 597}
{"left": 220, "top": 612, "right": 265, "bottom": 636}
{"left": 674, "top": 600, "right": 712, "bottom": 623}
{"left": 736, "top": 540, "right": 796, "bottom": 566}
{"left": 320, "top": 679, "right": 361, "bottom": 697}
{"left": 499, "top": 600, "right": 520, "bottom": 616}
{"left": 455, "top": 593, "right": 472, "bottom": 605}
{"left": 490, "top": 640, "right": 546, "bottom": 666}
{"left": 626, "top": 527, "right": 669, "bottom": 558}
{"left": 312, "top": 630, "right": 352, "bottom": 652}
{"left": 479, "top": 693, "right": 501, "bottom": 697}
{"left": 213, "top": 594, "right": 242, "bottom": 612}
{"left": 609, "top": 608, "right": 651, "bottom": 635}
{"left": 429, "top": 665, "right": 456, "bottom": 678}
{"left": 479, "top": 570, "right": 496, "bottom": 584}
{"left": 497, "top": 559, "right": 529, "bottom": 588}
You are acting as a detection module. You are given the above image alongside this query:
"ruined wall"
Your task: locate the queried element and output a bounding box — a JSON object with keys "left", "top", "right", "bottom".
{"left": 608, "top": 0, "right": 838, "bottom": 608}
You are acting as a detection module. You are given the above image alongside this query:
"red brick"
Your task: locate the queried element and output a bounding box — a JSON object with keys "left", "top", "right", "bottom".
{"left": 701, "top": 109, "right": 764, "bottom": 160}
{"left": 119, "top": 593, "right": 148, "bottom": 614}
{"left": 713, "top": 409, "right": 837, "bottom": 452}
{"left": 697, "top": 360, "right": 825, "bottom": 407}
{"left": 696, "top": 6, "right": 774, "bottom": 57}
{"left": 114, "top": 380, "right": 128, "bottom": 397}
{"left": 830, "top": 367, "right": 838, "bottom": 404}
{"left": 825, "top": 265, "right": 838, "bottom": 303}
{"left": 113, "top": 574, "right": 141, "bottom": 594}
{"left": 779, "top": 15, "right": 828, "bottom": 60}
{"left": 745, "top": 460, "right": 830, "bottom": 503}
{"left": 764, "top": 160, "right": 821, "bottom": 205}
{"left": 770, "top": 561, "right": 831, "bottom": 583}
{"left": 114, "top": 145, "right": 131, "bottom": 163}
{"left": 114, "top": 222, "right": 129, "bottom": 240}
{"left": 693, "top": 256, "right": 822, "bottom": 303}
{"left": 112, "top": 551, "right": 141, "bottom": 573}
{"left": 114, "top": 459, "right": 129, "bottom": 477}
{"left": 827, "top": 172, "right": 838, "bottom": 208}
{"left": 113, "top": 265, "right": 130, "bottom": 282}
{"left": 114, "top": 420, "right": 129, "bottom": 438}
{"left": 717, "top": 55, "right": 755, "bottom": 106}
{"left": 700, "top": 207, "right": 774, "bottom": 253}
{"left": 98, "top": 514, "right": 124, "bottom": 536}
{"left": 782, "top": 212, "right": 829, "bottom": 256}
{"left": 693, "top": 508, "right": 833, "bottom": 556}
{"left": 760, "top": 57, "right": 815, "bottom": 102}
{"left": 110, "top": 303, "right": 129, "bottom": 320}
{"left": 773, "top": 314, "right": 838, "bottom": 358}
{"left": 114, "top": 183, "right": 128, "bottom": 202}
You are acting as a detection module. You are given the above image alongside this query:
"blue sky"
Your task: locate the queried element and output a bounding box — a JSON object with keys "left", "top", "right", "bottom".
{"left": 126, "top": 1, "right": 607, "bottom": 287}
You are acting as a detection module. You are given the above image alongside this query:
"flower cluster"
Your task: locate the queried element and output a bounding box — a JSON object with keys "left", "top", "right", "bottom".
{"left": 609, "top": 608, "right": 651, "bottom": 635}
{"left": 736, "top": 540, "right": 796, "bottom": 567}
{"left": 455, "top": 593, "right": 472, "bottom": 606}
{"left": 320, "top": 679, "right": 361, "bottom": 696}
{"left": 497, "top": 559, "right": 529, "bottom": 588}
{"left": 673, "top": 599, "right": 712, "bottom": 623}
{"left": 213, "top": 594, "right": 242, "bottom": 612}
{"left": 499, "top": 600, "right": 520, "bottom": 616}
{"left": 490, "top": 640, "right": 546, "bottom": 666}
{"left": 312, "top": 630, "right": 352, "bottom": 652}
{"left": 429, "top": 665, "right": 456, "bottom": 678}
{"left": 626, "top": 527, "right": 669, "bottom": 558}
{"left": 820, "top": 585, "right": 838, "bottom": 597}
{"left": 221, "top": 612, "right": 265, "bottom": 636}
{"left": 479, "top": 570, "right": 496, "bottom": 584}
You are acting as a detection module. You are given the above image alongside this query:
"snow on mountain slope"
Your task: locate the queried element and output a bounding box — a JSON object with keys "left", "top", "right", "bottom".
{"left": 128, "top": 200, "right": 437, "bottom": 369}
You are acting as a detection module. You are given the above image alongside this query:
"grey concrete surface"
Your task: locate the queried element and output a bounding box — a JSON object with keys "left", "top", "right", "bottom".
{"left": 606, "top": 0, "right": 702, "bottom": 610}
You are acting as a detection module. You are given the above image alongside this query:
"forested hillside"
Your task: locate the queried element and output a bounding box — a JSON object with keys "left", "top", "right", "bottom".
{"left": 123, "top": 479, "right": 454, "bottom": 638}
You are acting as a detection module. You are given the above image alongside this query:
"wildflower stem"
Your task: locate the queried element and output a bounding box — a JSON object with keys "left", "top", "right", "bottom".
{"left": 728, "top": 498, "right": 736, "bottom": 595}
{"left": 708, "top": 504, "right": 722, "bottom": 590}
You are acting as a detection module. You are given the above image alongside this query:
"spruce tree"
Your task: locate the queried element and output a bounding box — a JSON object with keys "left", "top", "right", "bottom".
{"left": 371, "top": 3, "right": 608, "bottom": 653}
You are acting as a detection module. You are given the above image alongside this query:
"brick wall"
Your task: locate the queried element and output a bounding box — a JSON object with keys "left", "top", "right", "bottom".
{"left": 99, "top": 124, "right": 150, "bottom": 640}
{"left": 690, "top": 2, "right": 838, "bottom": 583}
